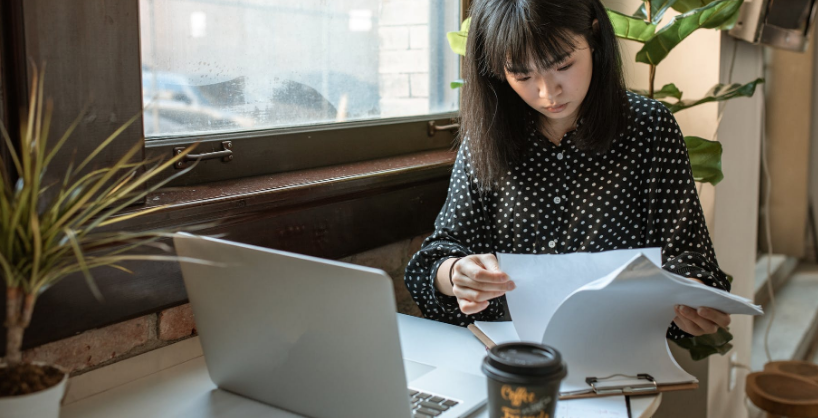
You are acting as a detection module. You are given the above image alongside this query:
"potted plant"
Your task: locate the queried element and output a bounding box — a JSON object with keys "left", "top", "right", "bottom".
{"left": 0, "top": 69, "right": 202, "bottom": 417}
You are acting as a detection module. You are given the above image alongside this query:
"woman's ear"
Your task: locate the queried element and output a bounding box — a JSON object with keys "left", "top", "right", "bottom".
{"left": 592, "top": 18, "right": 600, "bottom": 35}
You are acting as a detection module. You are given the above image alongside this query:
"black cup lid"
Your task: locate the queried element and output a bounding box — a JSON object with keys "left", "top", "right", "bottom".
{"left": 485, "top": 342, "right": 566, "bottom": 377}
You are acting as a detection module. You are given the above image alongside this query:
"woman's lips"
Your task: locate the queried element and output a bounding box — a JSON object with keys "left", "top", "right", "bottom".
{"left": 545, "top": 103, "right": 568, "bottom": 113}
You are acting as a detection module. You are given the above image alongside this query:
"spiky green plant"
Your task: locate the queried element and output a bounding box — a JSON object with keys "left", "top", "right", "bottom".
{"left": 1, "top": 69, "right": 203, "bottom": 367}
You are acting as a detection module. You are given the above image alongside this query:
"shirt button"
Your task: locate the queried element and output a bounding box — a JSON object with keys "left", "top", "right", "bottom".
{"left": 554, "top": 197, "right": 561, "bottom": 204}
{"left": 557, "top": 153, "right": 564, "bottom": 160}
{"left": 548, "top": 241, "right": 556, "bottom": 248}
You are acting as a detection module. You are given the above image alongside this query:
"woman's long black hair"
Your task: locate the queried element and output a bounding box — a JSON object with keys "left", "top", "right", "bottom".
{"left": 461, "top": 0, "right": 629, "bottom": 190}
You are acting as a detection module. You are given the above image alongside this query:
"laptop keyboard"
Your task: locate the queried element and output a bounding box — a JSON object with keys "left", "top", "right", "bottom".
{"left": 408, "top": 389, "right": 460, "bottom": 417}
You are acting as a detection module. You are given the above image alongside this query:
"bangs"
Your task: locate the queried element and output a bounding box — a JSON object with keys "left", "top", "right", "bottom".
{"left": 462, "top": 0, "right": 630, "bottom": 190}
{"left": 480, "top": 3, "right": 579, "bottom": 76}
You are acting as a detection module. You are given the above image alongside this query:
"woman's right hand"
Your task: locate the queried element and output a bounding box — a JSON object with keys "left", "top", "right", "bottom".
{"left": 442, "top": 254, "right": 515, "bottom": 315}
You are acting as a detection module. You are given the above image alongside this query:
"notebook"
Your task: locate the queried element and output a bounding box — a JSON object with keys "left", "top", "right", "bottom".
{"left": 471, "top": 249, "right": 763, "bottom": 399}
{"left": 173, "top": 233, "right": 487, "bottom": 418}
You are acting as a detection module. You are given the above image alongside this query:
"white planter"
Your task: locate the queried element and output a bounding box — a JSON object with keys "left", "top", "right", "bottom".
{"left": 0, "top": 363, "right": 68, "bottom": 418}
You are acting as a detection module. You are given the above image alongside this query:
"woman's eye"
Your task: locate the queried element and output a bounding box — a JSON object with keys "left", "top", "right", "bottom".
{"left": 558, "top": 63, "right": 574, "bottom": 71}
{"left": 515, "top": 76, "right": 531, "bottom": 82}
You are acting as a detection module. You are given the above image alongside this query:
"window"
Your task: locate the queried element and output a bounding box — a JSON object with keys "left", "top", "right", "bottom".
{"left": 140, "top": 0, "right": 461, "bottom": 140}
{"left": 0, "top": 0, "right": 463, "bottom": 352}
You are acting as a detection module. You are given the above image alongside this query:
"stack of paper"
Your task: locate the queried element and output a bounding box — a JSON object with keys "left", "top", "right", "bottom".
{"left": 475, "top": 249, "right": 763, "bottom": 396}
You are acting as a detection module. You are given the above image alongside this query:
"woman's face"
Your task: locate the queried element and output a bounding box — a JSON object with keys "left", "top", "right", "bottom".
{"left": 503, "top": 34, "right": 593, "bottom": 128}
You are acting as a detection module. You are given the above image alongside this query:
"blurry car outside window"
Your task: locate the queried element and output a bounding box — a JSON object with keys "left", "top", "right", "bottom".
{"left": 140, "top": 0, "right": 461, "bottom": 139}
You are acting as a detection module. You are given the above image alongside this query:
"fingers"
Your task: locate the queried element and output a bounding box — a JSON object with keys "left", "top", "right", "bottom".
{"left": 479, "top": 253, "right": 503, "bottom": 273}
{"left": 675, "top": 305, "right": 728, "bottom": 336}
{"left": 458, "top": 299, "right": 489, "bottom": 315}
{"left": 453, "top": 255, "right": 514, "bottom": 293}
{"left": 697, "top": 307, "right": 731, "bottom": 328}
{"left": 673, "top": 313, "right": 705, "bottom": 336}
{"left": 460, "top": 255, "right": 512, "bottom": 288}
{"left": 455, "top": 287, "right": 507, "bottom": 303}
{"left": 452, "top": 254, "right": 513, "bottom": 315}
{"left": 681, "top": 274, "right": 729, "bottom": 332}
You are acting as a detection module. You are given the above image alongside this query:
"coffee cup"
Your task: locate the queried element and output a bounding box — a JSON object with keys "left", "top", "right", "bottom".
{"left": 481, "top": 342, "right": 567, "bottom": 418}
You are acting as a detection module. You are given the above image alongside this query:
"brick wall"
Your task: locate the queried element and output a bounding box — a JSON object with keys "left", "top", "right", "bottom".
{"left": 378, "top": 0, "right": 431, "bottom": 117}
{"left": 23, "top": 232, "right": 430, "bottom": 375}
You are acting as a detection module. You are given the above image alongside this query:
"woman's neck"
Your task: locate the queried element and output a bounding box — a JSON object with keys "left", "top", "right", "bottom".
{"left": 539, "top": 116, "right": 576, "bottom": 146}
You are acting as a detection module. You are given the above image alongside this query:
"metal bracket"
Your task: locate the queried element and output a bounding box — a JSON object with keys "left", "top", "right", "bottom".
{"left": 174, "top": 141, "right": 233, "bottom": 169}
{"left": 428, "top": 120, "right": 460, "bottom": 137}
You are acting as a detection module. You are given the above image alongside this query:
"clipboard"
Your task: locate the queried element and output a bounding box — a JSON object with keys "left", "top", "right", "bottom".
{"left": 467, "top": 324, "right": 699, "bottom": 400}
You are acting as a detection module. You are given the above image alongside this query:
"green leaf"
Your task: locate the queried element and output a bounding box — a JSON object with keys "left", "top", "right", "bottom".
{"left": 674, "top": 0, "right": 743, "bottom": 30}
{"left": 447, "top": 17, "right": 470, "bottom": 56}
{"left": 607, "top": 9, "right": 658, "bottom": 42}
{"left": 663, "top": 78, "right": 763, "bottom": 113}
{"left": 671, "top": 327, "right": 734, "bottom": 361}
{"left": 672, "top": 0, "right": 720, "bottom": 13}
{"left": 633, "top": 5, "right": 648, "bottom": 20}
{"left": 450, "top": 79, "right": 465, "bottom": 89}
{"left": 636, "top": 0, "right": 743, "bottom": 65}
{"left": 632, "top": 83, "right": 683, "bottom": 100}
{"left": 716, "top": 5, "right": 742, "bottom": 30}
{"left": 63, "top": 227, "right": 103, "bottom": 301}
{"left": 684, "top": 136, "right": 723, "bottom": 185}
{"left": 633, "top": 0, "right": 681, "bottom": 24}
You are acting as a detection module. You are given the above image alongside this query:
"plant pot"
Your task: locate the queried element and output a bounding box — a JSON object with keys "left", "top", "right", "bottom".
{"left": 764, "top": 360, "right": 818, "bottom": 384}
{"left": 0, "top": 362, "right": 68, "bottom": 418}
{"left": 746, "top": 371, "right": 818, "bottom": 418}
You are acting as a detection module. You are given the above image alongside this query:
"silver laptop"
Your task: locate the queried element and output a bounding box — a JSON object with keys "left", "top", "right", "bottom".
{"left": 174, "top": 233, "right": 487, "bottom": 418}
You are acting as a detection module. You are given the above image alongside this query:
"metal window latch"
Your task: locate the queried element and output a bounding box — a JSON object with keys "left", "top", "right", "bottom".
{"left": 428, "top": 120, "right": 460, "bottom": 137}
{"left": 173, "top": 141, "right": 233, "bottom": 169}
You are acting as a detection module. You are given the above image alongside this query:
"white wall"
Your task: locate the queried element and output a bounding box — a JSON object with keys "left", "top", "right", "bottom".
{"left": 710, "top": 33, "right": 763, "bottom": 418}
{"left": 604, "top": 1, "right": 722, "bottom": 234}
{"left": 603, "top": 2, "right": 763, "bottom": 417}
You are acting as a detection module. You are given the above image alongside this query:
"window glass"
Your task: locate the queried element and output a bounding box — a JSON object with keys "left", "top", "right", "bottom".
{"left": 140, "top": 0, "right": 461, "bottom": 138}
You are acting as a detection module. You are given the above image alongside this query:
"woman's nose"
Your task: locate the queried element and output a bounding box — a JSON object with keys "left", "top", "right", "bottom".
{"left": 538, "top": 77, "right": 561, "bottom": 100}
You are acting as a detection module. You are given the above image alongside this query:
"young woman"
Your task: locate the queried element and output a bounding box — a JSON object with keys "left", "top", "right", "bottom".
{"left": 404, "top": 0, "right": 731, "bottom": 340}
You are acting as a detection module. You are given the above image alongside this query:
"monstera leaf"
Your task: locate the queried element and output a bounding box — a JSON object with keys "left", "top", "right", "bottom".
{"left": 447, "top": 17, "right": 470, "bottom": 57}
{"left": 661, "top": 78, "right": 764, "bottom": 113}
{"left": 632, "top": 83, "right": 684, "bottom": 100}
{"left": 608, "top": 9, "right": 657, "bottom": 42}
{"left": 685, "top": 136, "right": 723, "bottom": 185}
{"left": 633, "top": 0, "right": 681, "bottom": 24}
{"left": 636, "top": 0, "right": 743, "bottom": 66}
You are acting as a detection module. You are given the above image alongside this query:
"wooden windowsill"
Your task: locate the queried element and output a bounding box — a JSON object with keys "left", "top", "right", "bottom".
{"left": 5, "top": 149, "right": 455, "bottom": 354}
{"left": 128, "top": 148, "right": 456, "bottom": 229}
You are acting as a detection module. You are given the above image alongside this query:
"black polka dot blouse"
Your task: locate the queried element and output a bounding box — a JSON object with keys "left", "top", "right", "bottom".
{"left": 404, "top": 92, "right": 731, "bottom": 340}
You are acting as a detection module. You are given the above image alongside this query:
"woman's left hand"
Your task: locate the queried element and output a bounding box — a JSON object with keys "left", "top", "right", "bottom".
{"left": 673, "top": 305, "right": 731, "bottom": 336}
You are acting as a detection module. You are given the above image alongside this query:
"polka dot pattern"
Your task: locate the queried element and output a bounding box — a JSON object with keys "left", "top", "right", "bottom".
{"left": 404, "top": 92, "right": 731, "bottom": 340}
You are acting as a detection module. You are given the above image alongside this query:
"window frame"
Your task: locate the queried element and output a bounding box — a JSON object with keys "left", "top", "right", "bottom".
{"left": 140, "top": 0, "right": 464, "bottom": 186}
{"left": 145, "top": 113, "right": 459, "bottom": 187}
{"left": 0, "top": 0, "right": 469, "bottom": 353}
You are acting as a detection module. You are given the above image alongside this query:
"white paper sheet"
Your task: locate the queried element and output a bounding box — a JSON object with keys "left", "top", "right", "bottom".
{"left": 556, "top": 396, "right": 629, "bottom": 418}
{"left": 543, "top": 254, "right": 762, "bottom": 391}
{"left": 498, "top": 249, "right": 662, "bottom": 342}
{"left": 473, "top": 321, "right": 520, "bottom": 345}
{"left": 492, "top": 250, "right": 763, "bottom": 394}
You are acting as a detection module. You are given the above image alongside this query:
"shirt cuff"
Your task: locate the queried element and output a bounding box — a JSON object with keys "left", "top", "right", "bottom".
{"left": 662, "top": 251, "right": 731, "bottom": 292}
{"left": 429, "top": 256, "right": 462, "bottom": 315}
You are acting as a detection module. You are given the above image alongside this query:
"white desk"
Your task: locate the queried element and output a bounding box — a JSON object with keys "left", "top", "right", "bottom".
{"left": 61, "top": 314, "right": 660, "bottom": 418}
